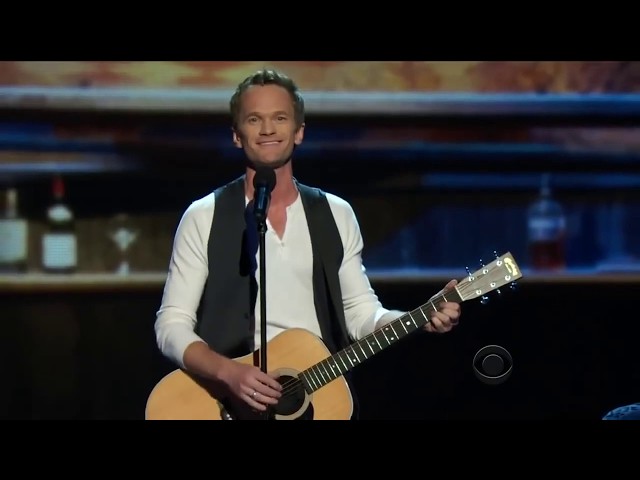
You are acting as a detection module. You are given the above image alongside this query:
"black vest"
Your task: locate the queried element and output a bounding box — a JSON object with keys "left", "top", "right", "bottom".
{"left": 195, "top": 175, "right": 351, "bottom": 358}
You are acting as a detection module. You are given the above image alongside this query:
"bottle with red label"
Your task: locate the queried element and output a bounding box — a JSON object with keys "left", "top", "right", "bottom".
{"left": 41, "top": 174, "right": 77, "bottom": 273}
{"left": 527, "top": 173, "right": 567, "bottom": 271}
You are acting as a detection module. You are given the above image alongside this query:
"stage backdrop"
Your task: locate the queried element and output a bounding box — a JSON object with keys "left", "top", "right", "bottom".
{"left": 1, "top": 61, "right": 639, "bottom": 92}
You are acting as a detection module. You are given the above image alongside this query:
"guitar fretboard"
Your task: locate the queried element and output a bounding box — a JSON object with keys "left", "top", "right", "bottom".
{"left": 299, "top": 289, "right": 461, "bottom": 393}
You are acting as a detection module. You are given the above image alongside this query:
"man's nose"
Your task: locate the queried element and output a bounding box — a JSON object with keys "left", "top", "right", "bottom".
{"left": 260, "top": 120, "right": 275, "bottom": 135}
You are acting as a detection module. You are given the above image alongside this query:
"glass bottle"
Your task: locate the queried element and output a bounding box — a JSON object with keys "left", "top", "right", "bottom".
{"left": 41, "top": 175, "right": 77, "bottom": 273}
{"left": 527, "top": 173, "right": 567, "bottom": 271}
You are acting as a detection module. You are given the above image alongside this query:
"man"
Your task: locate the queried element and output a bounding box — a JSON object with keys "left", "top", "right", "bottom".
{"left": 154, "top": 68, "right": 462, "bottom": 419}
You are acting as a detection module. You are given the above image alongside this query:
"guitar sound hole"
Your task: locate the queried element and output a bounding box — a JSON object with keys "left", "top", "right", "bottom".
{"left": 273, "top": 375, "right": 308, "bottom": 417}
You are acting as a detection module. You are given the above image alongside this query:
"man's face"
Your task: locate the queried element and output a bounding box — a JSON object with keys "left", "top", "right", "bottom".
{"left": 232, "top": 84, "right": 304, "bottom": 169}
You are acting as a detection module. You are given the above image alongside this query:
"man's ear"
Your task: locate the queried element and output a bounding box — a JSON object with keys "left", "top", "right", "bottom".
{"left": 294, "top": 122, "right": 305, "bottom": 145}
{"left": 232, "top": 128, "right": 243, "bottom": 149}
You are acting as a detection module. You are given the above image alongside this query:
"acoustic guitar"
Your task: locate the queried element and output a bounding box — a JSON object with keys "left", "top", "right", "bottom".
{"left": 145, "top": 251, "right": 523, "bottom": 420}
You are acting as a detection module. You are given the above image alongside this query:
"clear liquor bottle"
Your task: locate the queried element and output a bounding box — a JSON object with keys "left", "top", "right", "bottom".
{"left": 0, "top": 187, "right": 29, "bottom": 273}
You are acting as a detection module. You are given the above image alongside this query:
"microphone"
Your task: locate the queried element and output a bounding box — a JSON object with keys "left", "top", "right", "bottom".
{"left": 252, "top": 166, "right": 277, "bottom": 225}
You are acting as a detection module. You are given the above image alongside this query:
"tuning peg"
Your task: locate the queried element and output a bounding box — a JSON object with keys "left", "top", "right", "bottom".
{"left": 495, "top": 288, "right": 502, "bottom": 296}
{"left": 465, "top": 266, "right": 472, "bottom": 277}
{"left": 494, "top": 250, "right": 500, "bottom": 259}
{"left": 510, "top": 281, "right": 518, "bottom": 291}
{"left": 480, "top": 295, "right": 490, "bottom": 305}
{"left": 479, "top": 258, "right": 485, "bottom": 268}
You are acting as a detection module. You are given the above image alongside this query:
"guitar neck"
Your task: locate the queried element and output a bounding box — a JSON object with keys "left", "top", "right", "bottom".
{"left": 297, "top": 251, "right": 522, "bottom": 394}
{"left": 299, "top": 289, "right": 463, "bottom": 394}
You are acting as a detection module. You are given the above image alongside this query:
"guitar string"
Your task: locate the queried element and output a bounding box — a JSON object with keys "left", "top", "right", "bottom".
{"left": 275, "top": 311, "right": 435, "bottom": 399}
{"left": 275, "top": 306, "right": 442, "bottom": 398}
{"left": 275, "top": 313, "right": 433, "bottom": 398}
{"left": 273, "top": 279, "right": 498, "bottom": 398}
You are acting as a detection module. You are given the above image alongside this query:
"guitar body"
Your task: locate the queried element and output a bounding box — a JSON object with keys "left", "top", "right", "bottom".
{"left": 145, "top": 328, "right": 353, "bottom": 420}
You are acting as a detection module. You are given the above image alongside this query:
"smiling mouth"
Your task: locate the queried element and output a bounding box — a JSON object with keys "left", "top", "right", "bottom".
{"left": 258, "top": 141, "right": 281, "bottom": 146}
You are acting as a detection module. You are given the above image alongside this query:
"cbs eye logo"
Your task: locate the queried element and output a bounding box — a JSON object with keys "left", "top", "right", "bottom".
{"left": 473, "top": 345, "right": 513, "bottom": 385}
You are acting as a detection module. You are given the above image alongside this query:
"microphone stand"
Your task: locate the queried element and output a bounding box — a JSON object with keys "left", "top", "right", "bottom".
{"left": 255, "top": 205, "right": 270, "bottom": 420}
{"left": 252, "top": 166, "right": 275, "bottom": 420}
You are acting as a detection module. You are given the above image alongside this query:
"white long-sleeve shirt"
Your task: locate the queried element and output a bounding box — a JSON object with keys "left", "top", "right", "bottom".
{"left": 154, "top": 188, "right": 391, "bottom": 369}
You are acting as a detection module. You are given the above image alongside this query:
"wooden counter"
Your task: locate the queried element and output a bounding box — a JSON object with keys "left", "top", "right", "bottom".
{"left": 0, "top": 272, "right": 168, "bottom": 292}
{"left": 1, "top": 268, "right": 638, "bottom": 293}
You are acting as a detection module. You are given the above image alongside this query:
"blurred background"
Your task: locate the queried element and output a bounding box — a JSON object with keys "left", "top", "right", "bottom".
{"left": 1, "top": 61, "right": 638, "bottom": 420}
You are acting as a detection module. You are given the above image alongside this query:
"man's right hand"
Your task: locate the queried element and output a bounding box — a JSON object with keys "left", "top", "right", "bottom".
{"left": 217, "top": 359, "right": 282, "bottom": 411}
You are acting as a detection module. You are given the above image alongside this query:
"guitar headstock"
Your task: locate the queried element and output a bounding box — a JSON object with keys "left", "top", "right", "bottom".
{"left": 454, "top": 251, "right": 523, "bottom": 303}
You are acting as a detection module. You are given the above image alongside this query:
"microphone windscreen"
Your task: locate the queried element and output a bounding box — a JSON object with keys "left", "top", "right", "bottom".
{"left": 253, "top": 166, "right": 277, "bottom": 193}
